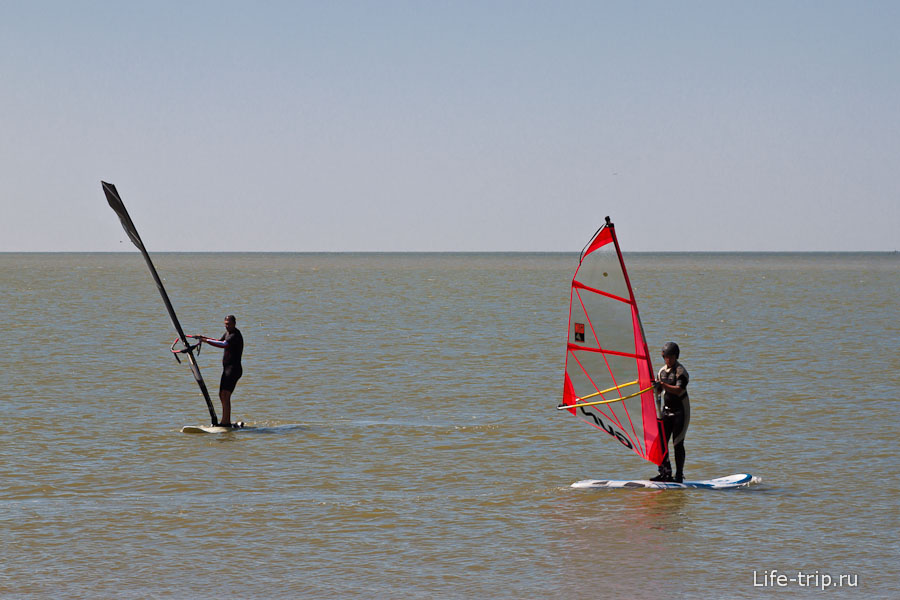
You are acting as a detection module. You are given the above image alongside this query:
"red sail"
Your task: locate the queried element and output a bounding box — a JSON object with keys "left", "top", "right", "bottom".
{"left": 561, "top": 219, "right": 666, "bottom": 466}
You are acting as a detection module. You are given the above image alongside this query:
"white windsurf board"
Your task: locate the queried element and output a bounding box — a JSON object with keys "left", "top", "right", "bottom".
{"left": 181, "top": 421, "right": 246, "bottom": 434}
{"left": 571, "top": 473, "right": 757, "bottom": 490}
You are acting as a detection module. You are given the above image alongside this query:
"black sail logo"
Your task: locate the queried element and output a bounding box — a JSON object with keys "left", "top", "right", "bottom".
{"left": 580, "top": 407, "right": 633, "bottom": 449}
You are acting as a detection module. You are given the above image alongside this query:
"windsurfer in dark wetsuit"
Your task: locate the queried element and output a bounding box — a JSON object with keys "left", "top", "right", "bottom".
{"left": 651, "top": 342, "right": 690, "bottom": 483}
{"left": 197, "top": 315, "right": 244, "bottom": 427}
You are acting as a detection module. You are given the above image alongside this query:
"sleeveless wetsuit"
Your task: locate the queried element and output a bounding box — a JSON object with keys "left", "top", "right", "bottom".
{"left": 219, "top": 328, "right": 244, "bottom": 392}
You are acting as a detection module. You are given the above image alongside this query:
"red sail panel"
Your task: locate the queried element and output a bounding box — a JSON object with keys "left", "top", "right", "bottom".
{"left": 561, "top": 219, "right": 666, "bottom": 466}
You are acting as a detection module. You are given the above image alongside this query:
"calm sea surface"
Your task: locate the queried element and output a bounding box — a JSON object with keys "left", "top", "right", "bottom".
{"left": 1, "top": 252, "right": 897, "bottom": 598}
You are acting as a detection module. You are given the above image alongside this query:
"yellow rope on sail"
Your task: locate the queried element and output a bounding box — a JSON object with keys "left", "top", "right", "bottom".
{"left": 574, "top": 380, "right": 640, "bottom": 403}
{"left": 558, "top": 384, "right": 655, "bottom": 410}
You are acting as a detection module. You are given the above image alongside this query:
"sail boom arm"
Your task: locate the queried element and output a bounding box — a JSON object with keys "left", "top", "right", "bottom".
{"left": 570, "top": 379, "right": 640, "bottom": 403}
{"left": 557, "top": 385, "right": 655, "bottom": 410}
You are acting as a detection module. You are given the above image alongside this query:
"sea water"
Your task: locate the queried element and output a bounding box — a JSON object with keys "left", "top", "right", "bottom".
{"left": 1, "top": 252, "right": 897, "bottom": 598}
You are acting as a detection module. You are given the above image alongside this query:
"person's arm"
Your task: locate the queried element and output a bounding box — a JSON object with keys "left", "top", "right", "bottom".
{"left": 196, "top": 335, "right": 228, "bottom": 349}
{"left": 653, "top": 369, "right": 686, "bottom": 397}
{"left": 656, "top": 380, "right": 684, "bottom": 396}
{"left": 661, "top": 367, "right": 688, "bottom": 397}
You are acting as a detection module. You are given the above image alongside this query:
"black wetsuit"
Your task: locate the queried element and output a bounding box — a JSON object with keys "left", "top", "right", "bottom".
{"left": 658, "top": 362, "right": 690, "bottom": 480}
{"left": 219, "top": 328, "right": 244, "bottom": 392}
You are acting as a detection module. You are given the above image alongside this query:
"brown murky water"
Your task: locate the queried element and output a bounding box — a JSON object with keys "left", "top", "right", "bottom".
{"left": 2, "top": 252, "right": 897, "bottom": 598}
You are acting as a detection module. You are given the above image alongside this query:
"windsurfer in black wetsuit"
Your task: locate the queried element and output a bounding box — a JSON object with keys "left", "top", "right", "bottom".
{"left": 197, "top": 315, "right": 244, "bottom": 427}
{"left": 651, "top": 342, "right": 690, "bottom": 483}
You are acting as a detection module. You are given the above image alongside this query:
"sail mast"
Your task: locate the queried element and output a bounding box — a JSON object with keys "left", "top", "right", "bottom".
{"left": 605, "top": 217, "right": 656, "bottom": 388}
{"left": 102, "top": 181, "right": 219, "bottom": 425}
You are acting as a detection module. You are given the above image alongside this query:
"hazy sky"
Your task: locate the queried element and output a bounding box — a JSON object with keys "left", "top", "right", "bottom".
{"left": 2, "top": 1, "right": 898, "bottom": 251}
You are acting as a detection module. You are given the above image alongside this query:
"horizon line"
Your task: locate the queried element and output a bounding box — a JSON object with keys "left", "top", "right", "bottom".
{"left": 2, "top": 249, "right": 898, "bottom": 255}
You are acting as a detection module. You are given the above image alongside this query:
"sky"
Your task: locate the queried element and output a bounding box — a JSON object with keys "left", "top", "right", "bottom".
{"left": 1, "top": 1, "right": 898, "bottom": 252}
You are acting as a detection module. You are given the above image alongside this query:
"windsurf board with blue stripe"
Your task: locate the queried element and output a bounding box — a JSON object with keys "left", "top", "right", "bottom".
{"left": 571, "top": 473, "right": 757, "bottom": 490}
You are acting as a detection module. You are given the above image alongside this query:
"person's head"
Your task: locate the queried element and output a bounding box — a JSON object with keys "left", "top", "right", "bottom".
{"left": 661, "top": 341, "right": 679, "bottom": 367}
{"left": 224, "top": 315, "right": 237, "bottom": 332}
